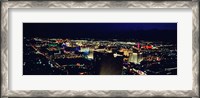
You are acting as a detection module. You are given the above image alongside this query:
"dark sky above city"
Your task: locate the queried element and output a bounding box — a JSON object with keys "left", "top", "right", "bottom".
{"left": 23, "top": 23, "right": 177, "bottom": 42}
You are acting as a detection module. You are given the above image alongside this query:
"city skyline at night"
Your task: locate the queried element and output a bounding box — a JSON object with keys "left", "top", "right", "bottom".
{"left": 23, "top": 23, "right": 177, "bottom": 75}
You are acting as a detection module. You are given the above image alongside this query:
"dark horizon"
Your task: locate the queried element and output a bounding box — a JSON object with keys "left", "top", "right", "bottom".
{"left": 23, "top": 23, "right": 177, "bottom": 42}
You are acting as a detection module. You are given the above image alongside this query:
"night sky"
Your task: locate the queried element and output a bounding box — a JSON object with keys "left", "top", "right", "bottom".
{"left": 23, "top": 23, "right": 177, "bottom": 42}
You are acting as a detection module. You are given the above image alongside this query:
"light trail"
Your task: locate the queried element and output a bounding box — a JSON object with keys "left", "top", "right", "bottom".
{"left": 30, "top": 44, "right": 61, "bottom": 68}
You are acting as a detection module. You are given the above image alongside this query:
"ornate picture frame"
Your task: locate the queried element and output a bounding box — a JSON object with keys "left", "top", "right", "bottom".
{"left": 1, "top": 1, "right": 199, "bottom": 98}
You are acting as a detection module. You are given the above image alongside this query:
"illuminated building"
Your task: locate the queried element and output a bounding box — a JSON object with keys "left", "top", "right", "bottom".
{"left": 142, "top": 45, "right": 153, "bottom": 49}
{"left": 79, "top": 47, "right": 90, "bottom": 56}
{"left": 124, "top": 50, "right": 132, "bottom": 56}
{"left": 65, "top": 42, "right": 71, "bottom": 47}
{"left": 87, "top": 51, "right": 94, "bottom": 59}
{"left": 80, "top": 47, "right": 89, "bottom": 52}
{"left": 137, "top": 42, "right": 140, "bottom": 49}
{"left": 119, "top": 48, "right": 132, "bottom": 56}
{"left": 128, "top": 52, "right": 143, "bottom": 64}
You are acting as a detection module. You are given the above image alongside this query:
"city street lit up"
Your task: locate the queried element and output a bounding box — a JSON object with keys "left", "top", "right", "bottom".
{"left": 23, "top": 23, "right": 177, "bottom": 75}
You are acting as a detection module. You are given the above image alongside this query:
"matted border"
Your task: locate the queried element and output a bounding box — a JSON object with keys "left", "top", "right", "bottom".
{"left": 1, "top": 1, "right": 199, "bottom": 97}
